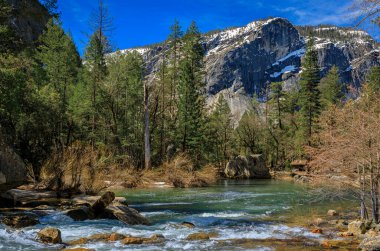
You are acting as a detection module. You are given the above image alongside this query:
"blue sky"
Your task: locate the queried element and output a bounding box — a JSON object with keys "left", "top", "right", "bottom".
{"left": 59, "top": 0, "right": 362, "bottom": 55}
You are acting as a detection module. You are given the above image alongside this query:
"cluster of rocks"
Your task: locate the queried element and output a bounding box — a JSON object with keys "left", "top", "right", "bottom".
{"left": 65, "top": 191, "right": 149, "bottom": 225}
{"left": 309, "top": 209, "right": 380, "bottom": 250}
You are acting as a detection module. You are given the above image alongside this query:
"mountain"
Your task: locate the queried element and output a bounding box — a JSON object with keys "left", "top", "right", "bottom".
{"left": 114, "top": 18, "right": 380, "bottom": 120}
{"left": 5, "top": 0, "right": 50, "bottom": 44}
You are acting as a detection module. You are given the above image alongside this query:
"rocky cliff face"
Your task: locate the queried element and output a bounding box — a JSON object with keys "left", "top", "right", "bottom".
{"left": 115, "top": 18, "right": 380, "bottom": 120}
{"left": 5, "top": 0, "right": 50, "bottom": 44}
{"left": 0, "top": 138, "right": 27, "bottom": 192}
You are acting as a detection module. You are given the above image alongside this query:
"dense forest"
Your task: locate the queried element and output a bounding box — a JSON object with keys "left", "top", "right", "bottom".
{"left": 1, "top": 0, "right": 380, "bottom": 224}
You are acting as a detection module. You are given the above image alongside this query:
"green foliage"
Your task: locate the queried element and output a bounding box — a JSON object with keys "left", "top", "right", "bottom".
{"left": 209, "top": 96, "right": 234, "bottom": 166}
{"left": 176, "top": 21, "right": 207, "bottom": 164}
{"left": 298, "top": 39, "right": 321, "bottom": 145}
{"left": 37, "top": 19, "right": 81, "bottom": 144}
{"left": 319, "top": 66, "right": 343, "bottom": 107}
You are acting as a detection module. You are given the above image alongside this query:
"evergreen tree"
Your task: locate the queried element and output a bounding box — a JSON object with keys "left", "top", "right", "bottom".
{"left": 37, "top": 19, "right": 81, "bottom": 145}
{"left": 319, "top": 66, "right": 343, "bottom": 106}
{"left": 176, "top": 21, "right": 206, "bottom": 163}
{"left": 209, "top": 96, "right": 234, "bottom": 167}
{"left": 84, "top": 0, "right": 113, "bottom": 146}
{"left": 298, "top": 39, "right": 321, "bottom": 145}
{"left": 167, "top": 20, "right": 183, "bottom": 126}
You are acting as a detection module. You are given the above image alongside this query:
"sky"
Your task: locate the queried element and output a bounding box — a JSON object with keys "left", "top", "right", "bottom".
{"left": 59, "top": 0, "right": 365, "bottom": 55}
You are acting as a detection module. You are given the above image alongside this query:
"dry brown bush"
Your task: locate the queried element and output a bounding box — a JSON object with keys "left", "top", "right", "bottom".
{"left": 41, "top": 141, "right": 123, "bottom": 195}
{"left": 41, "top": 146, "right": 219, "bottom": 194}
{"left": 141, "top": 154, "right": 219, "bottom": 188}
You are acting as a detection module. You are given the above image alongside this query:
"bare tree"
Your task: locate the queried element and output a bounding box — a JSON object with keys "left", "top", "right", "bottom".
{"left": 351, "top": 0, "right": 380, "bottom": 27}
{"left": 309, "top": 86, "right": 380, "bottom": 223}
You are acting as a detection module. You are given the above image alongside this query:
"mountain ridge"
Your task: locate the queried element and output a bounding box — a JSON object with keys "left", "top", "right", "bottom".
{"left": 112, "top": 17, "right": 380, "bottom": 120}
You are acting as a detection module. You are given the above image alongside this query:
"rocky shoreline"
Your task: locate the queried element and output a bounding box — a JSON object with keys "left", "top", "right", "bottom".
{"left": 1, "top": 179, "right": 379, "bottom": 250}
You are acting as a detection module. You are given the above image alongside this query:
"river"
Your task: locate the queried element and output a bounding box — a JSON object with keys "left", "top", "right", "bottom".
{"left": 0, "top": 180, "right": 356, "bottom": 250}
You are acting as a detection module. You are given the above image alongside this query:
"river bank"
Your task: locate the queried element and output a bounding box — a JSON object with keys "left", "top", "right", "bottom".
{"left": 0, "top": 179, "right": 378, "bottom": 250}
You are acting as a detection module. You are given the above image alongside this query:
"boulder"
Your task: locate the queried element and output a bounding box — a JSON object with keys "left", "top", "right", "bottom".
{"left": 105, "top": 202, "right": 150, "bottom": 225}
{"left": 90, "top": 192, "right": 115, "bottom": 217}
{"left": 66, "top": 193, "right": 149, "bottom": 226}
{"left": 348, "top": 220, "right": 367, "bottom": 235}
{"left": 359, "top": 237, "right": 380, "bottom": 251}
{"left": 37, "top": 227, "right": 62, "bottom": 244}
{"left": 66, "top": 206, "right": 92, "bottom": 221}
{"left": 0, "top": 140, "right": 28, "bottom": 193}
{"left": 0, "top": 189, "right": 59, "bottom": 207}
{"left": 224, "top": 155, "right": 270, "bottom": 179}
{"left": 327, "top": 210, "right": 338, "bottom": 216}
{"left": 1, "top": 213, "right": 39, "bottom": 228}
{"left": 186, "top": 232, "right": 219, "bottom": 241}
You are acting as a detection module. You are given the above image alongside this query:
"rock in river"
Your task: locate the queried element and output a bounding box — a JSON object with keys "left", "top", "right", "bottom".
{"left": 1, "top": 213, "right": 40, "bottom": 228}
{"left": 66, "top": 192, "right": 149, "bottom": 225}
{"left": 224, "top": 155, "right": 270, "bottom": 179}
{"left": 37, "top": 227, "right": 62, "bottom": 244}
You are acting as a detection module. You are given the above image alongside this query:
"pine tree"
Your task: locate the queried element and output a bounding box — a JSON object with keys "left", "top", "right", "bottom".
{"left": 167, "top": 20, "right": 183, "bottom": 124}
{"left": 319, "top": 66, "right": 343, "bottom": 106}
{"left": 37, "top": 18, "right": 81, "bottom": 145}
{"left": 176, "top": 21, "right": 206, "bottom": 163}
{"left": 210, "top": 96, "right": 234, "bottom": 167}
{"left": 298, "top": 38, "right": 321, "bottom": 145}
{"left": 84, "top": 0, "right": 113, "bottom": 146}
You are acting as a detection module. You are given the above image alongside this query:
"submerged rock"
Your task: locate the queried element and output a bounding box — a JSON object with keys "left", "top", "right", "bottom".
{"left": 108, "top": 232, "right": 126, "bottom": 242}
{"left": 121, "top": 235, "right": 164, "bottom": 245}
{"left": 1, "top": 213, "right": 39, "bottom": 228}
{"left": 186, "top": 232, "right": 219, "bottom": 241}
{"left": 224, "top": 155, "right": 270, "bottom": 179}
{"left": 61, "top": 248, "right": 95, "bottom": 251}
{"left": 37, "top": 227, "right": 62, "bottom": 244}
{"left": 181, "top": 221, "right": 196, "bottom": 228}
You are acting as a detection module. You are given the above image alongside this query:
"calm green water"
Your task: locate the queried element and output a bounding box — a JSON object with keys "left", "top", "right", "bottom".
{"left": 0, "top": 180, "right": 356, "bottom": 251}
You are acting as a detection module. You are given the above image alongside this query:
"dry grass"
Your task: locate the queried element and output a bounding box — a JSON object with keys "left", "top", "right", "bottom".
{"left": 41, "top": 148, "right": 219, "bottom": 194}
{"left": 40, "top": 142, "right": 122, "bottom": 195}
{"left": 140, "top": 154, "right": 219, "bottom": 188}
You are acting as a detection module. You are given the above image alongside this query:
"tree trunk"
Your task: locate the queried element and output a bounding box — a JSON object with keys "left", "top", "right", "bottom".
{"left": 144, "top": 81, "right": 152, "bottom": 169}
